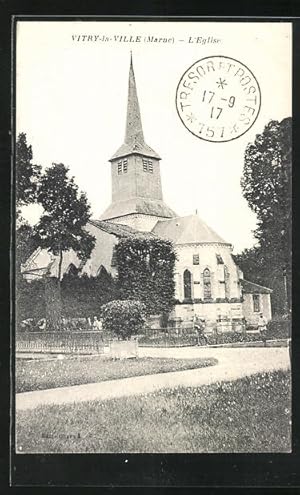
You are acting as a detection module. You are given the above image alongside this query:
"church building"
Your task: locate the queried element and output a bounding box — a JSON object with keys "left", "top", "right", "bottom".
{"left": 22, "top": 55, "right": 272, "bottom": 331}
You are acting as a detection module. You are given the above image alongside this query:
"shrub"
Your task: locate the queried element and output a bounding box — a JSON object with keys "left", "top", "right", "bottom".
{"left": 101, "top": 300, "right": 146, "bottom": 340}
{"left": 205, "top": 331, "right": 262, "bottom": 345}
{"left": 266, "top": 314, "right": 291, "bottom": 340}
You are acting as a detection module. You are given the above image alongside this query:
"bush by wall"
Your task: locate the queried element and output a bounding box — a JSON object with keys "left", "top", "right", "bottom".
{"left": 206, "top": 331, "right": 263, "bottom": 345}
{"left": 101, "top": 300, "right": 146, "bottom": 340}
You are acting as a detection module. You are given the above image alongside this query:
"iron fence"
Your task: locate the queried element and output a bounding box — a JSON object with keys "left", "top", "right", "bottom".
{"left": 138, "top": 325, "right": 259, "bottom": 347}
{"left": 16, "top": 331, "right": 106, "bottom": 354}
{"left": 138, "top": 327, "right": 200, "bottom": 347}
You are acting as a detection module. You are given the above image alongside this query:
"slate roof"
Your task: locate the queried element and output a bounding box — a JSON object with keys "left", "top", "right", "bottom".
{"left": 89, "top": 219, "right": 156, "bottom": 238}
{"left": 110, "top": 141, "right": 161, "bottom": 161}
{"left": 110, "top": 55, "right": 161, "bottom": 161}
{"left": 240, "top": 279, "right": 273, "bottom": 294}
{"left": 99, "top": 197, "right": 176, "bottom": 221}
{"left": 152, "top": 214, "right": 230, "bottom": 245}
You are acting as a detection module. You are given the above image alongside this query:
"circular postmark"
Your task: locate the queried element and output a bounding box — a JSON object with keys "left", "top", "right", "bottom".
{"left": 176, "top": 55, "right": 261, "bottom": 143}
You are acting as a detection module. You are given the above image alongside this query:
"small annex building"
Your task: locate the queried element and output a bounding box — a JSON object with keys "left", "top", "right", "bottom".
{"left": 22, "top": 55, "right": 272, "bottom": 331}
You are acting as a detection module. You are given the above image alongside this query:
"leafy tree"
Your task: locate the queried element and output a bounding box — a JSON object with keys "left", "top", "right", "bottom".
{"left": 34, "top": 163, "right": 96, "bottom": 328}
{"left": 239, "top": 117, "right": 292, "bottom": 313}
{"left": 16, "top": 132, "right": 41, "bottom": 216}
{"left": 234, "top": 247, "right": 267, "bottom": 287}
{"left": 15, "top": 133, "right": 41, "bottom": 276}
{"left": 115, "top": 235, "right": 176, "bottom": 318}
{"left": 15, "top": 134, "right": 41, "bottom": 322}
{"left": 101, "top": 300, "right": 146, "bottom": 340}
{"left": 15, "top": 222, "right": 39, "bottom": 277}
{"left": 35, "top": 163, "right": 95, "bottom": 281}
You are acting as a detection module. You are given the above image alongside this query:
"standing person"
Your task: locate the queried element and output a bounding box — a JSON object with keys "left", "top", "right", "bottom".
{"left": 37, "top": 317, "right": 46, "bottom": 331}
{"left": 93, "top": 316, "right": 104, "bottom": 342}
{"left": 93, "top": 316, "right": 97, "bottom": 330}
{"left": 194, "top": 317, "right": 207, "bottom": 346}
{"left": 87, "top": 316, "right": 92, "bottom": 329}
{"left": 93, "top": 316, "right": 103, "bottom": 331}
{"left": 258, "top": 313, "right": 267, "bottom": 346}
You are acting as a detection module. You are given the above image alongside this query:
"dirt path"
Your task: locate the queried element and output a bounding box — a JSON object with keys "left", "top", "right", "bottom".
{"left": 16, "top": 347, "right": 290, "bottom": 411}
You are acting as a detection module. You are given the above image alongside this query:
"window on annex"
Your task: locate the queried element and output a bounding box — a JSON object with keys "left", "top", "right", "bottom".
{"left": 203, "top": 268, "right": 212, "bottom": 300}
{"left": 253, "top": 294, "right": 260, "bottom": 312}
{"left": 117, "top": 158, "right": 128, "bottom": 174}
{"left": 183, "top": 269, "right": 192, "bottom": 300}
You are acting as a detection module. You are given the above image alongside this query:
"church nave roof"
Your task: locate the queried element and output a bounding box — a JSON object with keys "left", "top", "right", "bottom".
{"left": 152, "top": 214, "right": 231, "bottom": 246}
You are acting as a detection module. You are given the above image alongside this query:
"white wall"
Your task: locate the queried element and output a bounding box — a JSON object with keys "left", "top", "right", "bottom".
{"left": 172, "top": 301, "right": 243, "bottom": 330}
{"left": 22, "top": 223, "right": 118, "bottom": 280}
{"left": 242, "top": 293, "right": 272, "bottom": 324}
{"left": 174, "top": 243, "right": 241, "bottom": 301}
{"left": 22, "top": 247, "right": 81, "bottom": 281}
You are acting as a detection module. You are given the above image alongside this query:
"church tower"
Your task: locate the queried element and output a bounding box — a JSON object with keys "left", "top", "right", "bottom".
{"left": 100, "top": 55, "right": 176, "bottom": 232}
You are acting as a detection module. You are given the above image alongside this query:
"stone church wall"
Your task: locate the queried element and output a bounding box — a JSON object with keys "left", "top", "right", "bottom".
{"left": 174, "top": 243, "right": 241, "bottom": 302}
{"left": 172, "top": 302, "right": 243, "bottom": 330}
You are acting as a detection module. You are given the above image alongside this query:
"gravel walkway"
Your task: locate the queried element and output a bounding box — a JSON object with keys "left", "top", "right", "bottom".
{"left": 16, "top": 347, "right": 290, "bottom": 411}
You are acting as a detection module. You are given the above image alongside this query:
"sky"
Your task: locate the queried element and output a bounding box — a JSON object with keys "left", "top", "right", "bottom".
{"left": 16, "top": 21, "right": 292, "bottom": 253}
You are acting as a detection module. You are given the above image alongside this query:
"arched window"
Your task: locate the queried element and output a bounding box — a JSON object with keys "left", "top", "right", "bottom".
{"left": 203, "top": 268, "right": 212, "bottom": 300}
{"left": 183, "top": 269, "right": 192, "bottom": 300}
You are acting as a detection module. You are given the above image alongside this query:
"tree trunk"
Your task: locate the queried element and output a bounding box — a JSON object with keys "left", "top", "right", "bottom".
{"left": 45, "top": 250, "right": 63, "bottom": 331}
{"left": 58, "top": 249, "right": 63, "bottom": 285}
{"left": 45, "top": 277, "right": 62, "bottom": 331}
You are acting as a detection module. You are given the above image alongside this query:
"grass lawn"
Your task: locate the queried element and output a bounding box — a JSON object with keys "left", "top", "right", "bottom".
{"left": 16, "top": 369, "right": 291, "bottom": 453}
{"left": 16, "top": 356, "right": 217, "bottom": 393}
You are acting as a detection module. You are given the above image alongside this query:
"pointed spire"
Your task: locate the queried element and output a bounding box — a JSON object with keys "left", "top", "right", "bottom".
{"left": 109, "top": 54, "right": 161, "bottom": 161}
{"left": 125, "top": 53, "right": 144, "bottom": 145}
